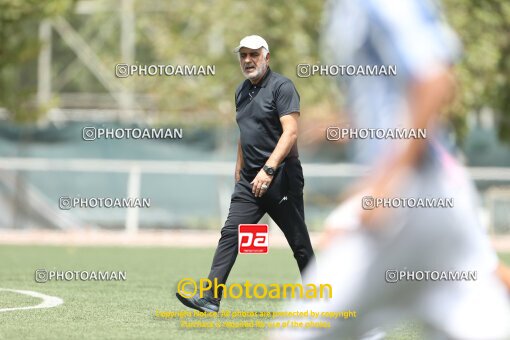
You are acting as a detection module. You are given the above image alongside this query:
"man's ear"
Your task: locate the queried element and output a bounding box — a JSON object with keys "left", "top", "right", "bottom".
{"left": 266, "top": 52, "right": 270, "bottom": 62}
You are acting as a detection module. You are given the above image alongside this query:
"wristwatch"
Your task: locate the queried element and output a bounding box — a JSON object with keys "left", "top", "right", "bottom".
{"left": 263, "top": 165, "right": 275, "bottom": 176}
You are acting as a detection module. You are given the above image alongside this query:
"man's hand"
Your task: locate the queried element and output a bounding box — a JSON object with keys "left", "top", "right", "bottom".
{"left": 251, "top": 169, "right": 273, "bottom": 197}
{"left": 249, "top": 113, "right": 298, "bottom": 197}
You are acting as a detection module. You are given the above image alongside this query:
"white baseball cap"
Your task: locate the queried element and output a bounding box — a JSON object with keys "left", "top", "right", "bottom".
{"left": 233, "top": 35, "right": 269, "bottom": 53}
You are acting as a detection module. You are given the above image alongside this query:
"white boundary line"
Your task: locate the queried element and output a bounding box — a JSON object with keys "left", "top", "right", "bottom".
{"left": 0, "top": 288, "right": 63, "bottom": 313}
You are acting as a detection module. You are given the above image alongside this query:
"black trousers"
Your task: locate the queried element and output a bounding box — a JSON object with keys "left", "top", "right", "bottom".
{"left": 206, "top": 157, "right": 315, "bottom": 301}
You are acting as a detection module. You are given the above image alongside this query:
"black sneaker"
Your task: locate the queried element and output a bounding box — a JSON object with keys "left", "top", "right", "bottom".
{"left": 175, "top": 293, "right": 219, "bottom": 313}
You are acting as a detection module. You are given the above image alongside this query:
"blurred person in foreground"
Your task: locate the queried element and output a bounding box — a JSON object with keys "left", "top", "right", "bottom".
{"left": 176, "top": 35, "right": 315, "bottom": 313}
{"left": 273, "top": 0, "right": 510, "bottom": 338}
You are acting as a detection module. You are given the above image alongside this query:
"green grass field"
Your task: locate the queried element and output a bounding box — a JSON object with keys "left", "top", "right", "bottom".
{"left": 1, "top": 245, "right": 509, "bottom": 340}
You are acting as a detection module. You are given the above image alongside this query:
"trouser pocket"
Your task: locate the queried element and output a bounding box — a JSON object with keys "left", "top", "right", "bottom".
{"left": 284, "top": 158, "right": 304, "bottom": 198}
{"left": 263, "top": 164, "right": 289, "bottom": 204}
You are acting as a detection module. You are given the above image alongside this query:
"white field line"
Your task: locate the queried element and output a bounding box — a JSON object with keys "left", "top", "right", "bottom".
{"left": 0, "top": 288, "right": 63, "bottom": 313}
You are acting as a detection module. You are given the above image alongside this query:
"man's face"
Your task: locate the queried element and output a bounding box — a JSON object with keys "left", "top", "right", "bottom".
{"left": 239, "top": 47, "right": 269, "bottom": 82}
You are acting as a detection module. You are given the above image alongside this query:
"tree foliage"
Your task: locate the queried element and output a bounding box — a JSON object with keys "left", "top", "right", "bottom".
{"left": 131, "top": 0, "right": 332, "bottom": 125}
{"left": 0, "top": 0, "right": 73, "bottom": 122}
{"left": 0, "top": 0, "right": 509, "bottom": 143}
{"left": 444, "top": 0, "right": 510, "bottom": 142}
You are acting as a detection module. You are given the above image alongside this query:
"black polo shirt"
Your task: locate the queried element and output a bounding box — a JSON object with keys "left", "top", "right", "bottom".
{"left": 235, "top": 68, "right": 300, "bottom": 172}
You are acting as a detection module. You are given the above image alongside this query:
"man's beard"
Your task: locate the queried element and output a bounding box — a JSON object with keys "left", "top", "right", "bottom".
{"left": 243, "top": 62, "right": 267, "bottom": 81}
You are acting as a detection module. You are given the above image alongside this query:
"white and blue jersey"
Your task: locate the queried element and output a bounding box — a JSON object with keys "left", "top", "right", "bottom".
{"left": 271, "top": 2, "right": 510, "bottom": 338}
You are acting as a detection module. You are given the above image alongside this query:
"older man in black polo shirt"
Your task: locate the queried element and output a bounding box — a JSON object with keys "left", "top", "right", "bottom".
{"left": 176, "top": 35, "right": 315, "bottom": 312}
